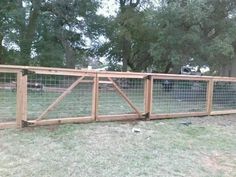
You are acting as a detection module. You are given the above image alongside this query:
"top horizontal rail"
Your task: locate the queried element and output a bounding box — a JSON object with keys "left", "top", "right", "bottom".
{"left": 0, "top": 65, "right": 236, "bottom": 81}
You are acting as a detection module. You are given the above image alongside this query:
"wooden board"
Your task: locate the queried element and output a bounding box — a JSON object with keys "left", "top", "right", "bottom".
{"left": 206, "top": 79, "right": 214, "bottom": 115}
{"left": 0, "top": 122, "right": 17, "bottom": 129}
{"left": 150, "top": 112, "right": 208, "bottom": 119}
{"left": 108, "top": 77, "right": 142, "bottom": 117}
{"left": 37, "top": 76, "right": 85, "bottom": 120}
{"left": 16, "top": 72, "right": 28, "bottom": 127}
{"left": 211, "top": 110, "right": 236, "bottom": 115}
{"left": 97, "top": 114, "right": 141, "bottom": 122}
{"left": 28, "top": 117, "right": 93, "bottom": 126}
{"left": 92, "top": 74, "right": 99, "bottom": 120}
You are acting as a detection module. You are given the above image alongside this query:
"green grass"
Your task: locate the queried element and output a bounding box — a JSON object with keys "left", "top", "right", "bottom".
{"left": 0, "top": 90, "right": 16, "bottom": 121}
{"left": 0, "top": 115, "right": 235, "bottom": 177}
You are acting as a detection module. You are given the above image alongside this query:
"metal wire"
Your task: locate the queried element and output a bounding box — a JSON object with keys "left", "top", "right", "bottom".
{"left": 2, "top": 70, "right": 236, "bottom": 123}
{"left": 213, "top": 81, "right": 236, "bottom": 111}
{"left": 0, "top": 73, "right": 16, "bottom": 122}
{"left": 98, "top": 77, "right": 144, "bottom": 115}
{"left": 27, "top": 74, "right": 92, "bottom": 120}
{"left": 152, "top": 79, "right": 207, "bottom": 114}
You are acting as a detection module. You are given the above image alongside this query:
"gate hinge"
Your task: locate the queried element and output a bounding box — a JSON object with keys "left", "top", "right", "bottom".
{"left": 22, "top": 69, "right": 35, "bottom": 76}
{"left": 143, "top": 112, "right": 150, "bottom": 119}
{"left": 22, "top": 120, "right": 34, "bottom": 127}
{"left": 144, "top": 75, "right": 152, "bottom": 80}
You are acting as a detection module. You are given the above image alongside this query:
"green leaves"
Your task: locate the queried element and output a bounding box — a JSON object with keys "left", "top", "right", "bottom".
{"left": 0, "top": 0, "right": 236, "bottom": 74}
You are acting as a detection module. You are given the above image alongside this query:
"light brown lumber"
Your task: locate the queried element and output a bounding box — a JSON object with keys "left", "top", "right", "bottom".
{"left": 98, "top": 81, "right": 113, "bottom": 84}
{"left": 150, "top": 112, "right": 208, "bottom": 120}
{"left": 152, "top": 74, "right": 211, "bottom": 81}
{"left": 0, "top": 68, "right": 21, "bottom": 73}
{"left": 96, "top": 114, "right": 140, "bottom": 122}
{"left": 107, "top": 77, "right": 142, "bottom": 117}
{"left": 0, "top": 122, "right": 17, "bottom": 129}
{"left": 36, "top": 76, "right": 85, "bottom": 120}
{"left": 97, "top": 73, "right": 146, "bottom": 79}
{"left": 144, "top": 76, "right": 153, "bottom": 119}
{"left": 28, "top": 116, "right": 93, "bottom": 126}
{"left": 206, "top": 79, "right": 214, "bottom": 115}
{"left": 91, "top": 74, "right": 99, "bottom": 120}
{"left": 16, "top": 72, "right": 28, "bottom": 127}
{"left": 211, "top": 110, "right": 236, "bottom": 115}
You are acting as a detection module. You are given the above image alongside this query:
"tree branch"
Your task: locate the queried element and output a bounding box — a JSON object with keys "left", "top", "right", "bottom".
{"left": 130, "top": 0, "right": 140, "bottom": 7}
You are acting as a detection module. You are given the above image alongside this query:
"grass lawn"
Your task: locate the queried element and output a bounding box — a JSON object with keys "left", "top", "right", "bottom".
{"left": 0, "top": 115, "right": 236, "bottom": 177}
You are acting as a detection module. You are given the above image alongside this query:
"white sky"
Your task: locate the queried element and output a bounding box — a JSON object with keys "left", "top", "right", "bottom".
{"left": 97, "top": 0, "right": 119, "bottom": 17}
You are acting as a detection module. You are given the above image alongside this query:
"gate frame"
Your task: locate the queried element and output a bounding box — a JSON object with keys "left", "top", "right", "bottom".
{"left": 1, "top": 65, "right": 236, "bottom": 128}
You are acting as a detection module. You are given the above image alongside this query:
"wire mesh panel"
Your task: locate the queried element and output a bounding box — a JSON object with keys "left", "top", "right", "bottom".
{"left": 152, "top": 79, "right": 208, "bottom": 114}
{"left": 98, "top": 77, "right": 144, "bottom": 116}
{"left": 212, "top": 81, "right": 236, "bottom": 111}
{"left": 27, "top": 74, "right": 93, "bottom": 120}
{"left": 0, "top": 73, "right": 17, "bottom": 122}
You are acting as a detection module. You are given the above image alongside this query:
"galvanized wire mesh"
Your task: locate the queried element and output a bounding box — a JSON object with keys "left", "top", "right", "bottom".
{"left": 213, "top": 81, "right": 236, "bottom": 111}
{"left": 152, "top": 79, "right": 207, "bottom": 114}
{"left": 27, "top": 74, "right": 92, "bottom": 120}
{"left": 0, "top": 73, "right": 16, "bottom": 122}
{"left": 98, "top": 77, "right": 144, "bottom": 115}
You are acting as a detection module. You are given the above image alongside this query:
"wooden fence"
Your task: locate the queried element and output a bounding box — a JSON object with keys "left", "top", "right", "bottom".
{"left": 0, "top": 65, "right": 236, "bottom": 129}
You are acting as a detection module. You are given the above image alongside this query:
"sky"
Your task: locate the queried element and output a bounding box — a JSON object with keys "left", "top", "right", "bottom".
{"left": 97, "top": 0, "right": 161, "bottom": 16}
{"left": 97, "top": 0, "right": 119, "bottom": 17}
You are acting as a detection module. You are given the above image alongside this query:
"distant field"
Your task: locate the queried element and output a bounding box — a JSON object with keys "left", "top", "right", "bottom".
{"left": 0, "top": 115, "right": 235, "bottom": 177}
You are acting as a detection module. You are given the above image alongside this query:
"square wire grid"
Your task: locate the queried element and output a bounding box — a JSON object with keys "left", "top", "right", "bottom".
{"left": 212, "top": 81, "right": 236, "bottom": 111}
{"left": 152, "top": 79, "right": 207, "bottom": 114}
{"left": 0, "top": 73, "right": 17, "bottom": 122}
{"left": 27, "top": 74, "right": 93, "bottom": 120}
{"left": 98, "top": 77, "right": 144, "bottom": 115}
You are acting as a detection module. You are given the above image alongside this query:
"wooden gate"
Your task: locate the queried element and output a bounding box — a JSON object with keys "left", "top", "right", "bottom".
{"left": 1, "top": 65, "right": 236, "bottom": 129}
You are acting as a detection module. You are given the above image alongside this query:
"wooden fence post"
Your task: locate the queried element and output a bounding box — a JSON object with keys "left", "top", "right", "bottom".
{"left": 206, "top": 79, "right": 214, "bottom": 115}
{"left": 92, "top": 73, "right": 99, "bottom": 121}
{"left": 144, "top": 75, "right": 153, "bottom": 119}
{"left": 16, "top": 71, "right": 28, "bottom": 128}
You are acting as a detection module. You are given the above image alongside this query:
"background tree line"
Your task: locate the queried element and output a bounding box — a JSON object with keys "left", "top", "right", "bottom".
{"left": 0, "top": 0, "right": 236, "bottom": 75}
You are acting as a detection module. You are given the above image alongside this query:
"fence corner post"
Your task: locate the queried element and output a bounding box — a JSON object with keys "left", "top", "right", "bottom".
{"left": 92, "top": 73, "right": 99, "bottom": 121}
{"left": 16, "top": 71, "right": 28, "bottom": 128}
{"left": 206, "top": 78, "right": 214, "bottom": 116}
{"left": 144, "top": 75, "right": 153, "bottom": 120}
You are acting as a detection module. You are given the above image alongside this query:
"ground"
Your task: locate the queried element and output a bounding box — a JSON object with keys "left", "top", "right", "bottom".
{"left": 0, "top": 115, "right": 236, "bottom": 177}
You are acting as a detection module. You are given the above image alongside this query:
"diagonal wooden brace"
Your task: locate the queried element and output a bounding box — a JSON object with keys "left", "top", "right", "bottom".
{"left": 107, "top": 77, "right": 142, "bottom": 117}
{"left": 36, "top": 76, "right": 85, "bottom": 121}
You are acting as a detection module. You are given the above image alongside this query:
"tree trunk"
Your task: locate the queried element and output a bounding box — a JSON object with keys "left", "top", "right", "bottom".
{"left": 0, "top": 33, "right": 5, "bottom": 64}
{"left": 164, "top": 62, "right": 173, "bottom": 73}
{"left": 119, "top": 0, "right": 140, "bottom": 72}
{"left": 58, "top": 34, "right": 77, "bottom": 68}
{"left": 19, "top": 0, "right": 40, "bottom": 65}
{"left": 122, "top": 37, "right": 131, "bottom": 71}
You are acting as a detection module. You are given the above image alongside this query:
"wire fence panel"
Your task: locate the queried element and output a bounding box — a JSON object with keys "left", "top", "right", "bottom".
{"left": 98, "top": 77, "right": 144, "bottom": 116}
{"left": 27, "top": 74, "right": 93, "bottom": 120}
{"left": 0, "top": 73, "right": 17, "bottom": 122}
{"left": 213, "top": 81, "right": 236, "bottom": 111}
{"left": 2, "top": 64, "right": 236, "bottom": 128}
{"left": 152, "top": 79, "right": 208, "bottom": 114}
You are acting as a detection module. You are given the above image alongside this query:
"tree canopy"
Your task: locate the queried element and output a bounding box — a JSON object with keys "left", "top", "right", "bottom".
{"left": 1, "top": 0, "right": 236, "bottom": 75}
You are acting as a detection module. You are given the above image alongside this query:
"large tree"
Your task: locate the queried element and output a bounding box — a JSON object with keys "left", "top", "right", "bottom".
{"left": 97, "top": 0, "right": 152, "bottom": 71}
{"left": 0, "top": 0, "right": 100, "bottom": 67}
{"left": 149, "top": 0, "right": 236, "bottom": 73}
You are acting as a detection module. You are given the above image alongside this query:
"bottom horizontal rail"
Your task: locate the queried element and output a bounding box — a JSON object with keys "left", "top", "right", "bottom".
{"left": 27, "top": 116, "right": 93, "bottom": 126}
{"left": 0, "top": 122, "right": 17, "bottom": 129}
{"left": 211, "top": 110, "right": 236, "bottom": 116}
{"left": 150, "top": 112, "right": 208, "bottom": 120}
{"left": 97, "top": 114, "right": 142, "bottom": 122}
